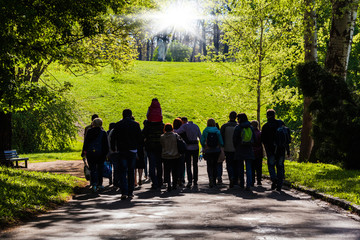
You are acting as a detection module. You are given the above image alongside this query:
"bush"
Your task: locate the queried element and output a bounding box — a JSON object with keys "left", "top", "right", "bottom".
{"left": 297, "top": 61, "right": 360, "bottom": 169}
{"left": 12, "top": 88, "right": 78, "bottom": 153}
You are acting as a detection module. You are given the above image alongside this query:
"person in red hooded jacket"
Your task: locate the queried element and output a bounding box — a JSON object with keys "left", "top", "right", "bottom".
{"left": 146, "top": 98, "right": 163, "bottom": 122}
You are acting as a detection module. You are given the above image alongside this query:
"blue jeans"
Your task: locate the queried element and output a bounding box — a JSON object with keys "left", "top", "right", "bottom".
{"left": 235, "top": 153, "right": 253, "bottom": 188}
{"left": 119, "top": 151, "right": 136, "bottom": 196}
{"left": 185, "top": 149, "right": 199, "bottom": 184}
{"left": 147, "top": 151, "right": 163, "bottom": 188}
{"left": 267, "top": 153, "right": 285, "bottom": 188}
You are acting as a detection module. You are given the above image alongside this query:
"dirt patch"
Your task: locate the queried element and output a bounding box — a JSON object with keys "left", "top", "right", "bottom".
{"left": 25, "top": 160, "right": 85, "bottom": 178}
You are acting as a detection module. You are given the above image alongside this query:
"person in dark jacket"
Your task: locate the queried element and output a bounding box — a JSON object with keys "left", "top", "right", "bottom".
{"left": 111, "top": 109, "right": 143, "bottom": 200}
{"left": 220, "top": 111, "right": 238, "bottom": 188}
{"left": 142, "top": 120, "right": 165, "bottom": 189}
{"left": 233, "top": 113, "right": 256, "bottom": 190}
{"left": 82, "top": 118, "right": 109, "bottom": 192}
{"left": 251, "top": 120, "right": 263, "bottom": 186}
{"left": 261, "top": 109, "right": 290, "bottom": 191}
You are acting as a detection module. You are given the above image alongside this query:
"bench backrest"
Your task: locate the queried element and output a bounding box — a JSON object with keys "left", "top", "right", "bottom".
{"left": 4, "top": 150, "right": 19, "bottom": 159}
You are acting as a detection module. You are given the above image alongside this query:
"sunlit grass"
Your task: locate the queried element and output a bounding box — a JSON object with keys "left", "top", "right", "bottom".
{"left": 263, "top": 160, "right": 360, "bottom": 206}
{"left": 0, "top": 166, "right": 86, "bottom": 227}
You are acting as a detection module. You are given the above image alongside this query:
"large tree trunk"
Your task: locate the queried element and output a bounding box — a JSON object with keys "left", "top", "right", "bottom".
{"left": 213, "top": 22, "right": 220, "bottom": 55}
{"left": 325, "top": 0, "right": 358, "bottom": 79}
{"left": 299, "top": 0, "right": 317, "bottom": 162}
{"left": 201, "top": 20, "right": 207, "bottom": 56}
{"left": 0, "top": 111, "right": 12, "bottom": 151}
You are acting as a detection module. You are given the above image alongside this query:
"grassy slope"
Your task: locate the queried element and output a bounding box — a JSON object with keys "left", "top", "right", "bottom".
{"left": 51, "top": 61, "right": 257, "bottom": 132}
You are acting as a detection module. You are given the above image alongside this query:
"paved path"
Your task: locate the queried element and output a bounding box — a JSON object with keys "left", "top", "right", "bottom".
{"left": 1, "top": 161, "right": 360, "bottom": 239}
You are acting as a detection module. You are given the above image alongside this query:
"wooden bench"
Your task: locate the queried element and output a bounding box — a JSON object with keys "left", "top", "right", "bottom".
{"left": 0, "top": 150, "right": 29, "bottom": 168}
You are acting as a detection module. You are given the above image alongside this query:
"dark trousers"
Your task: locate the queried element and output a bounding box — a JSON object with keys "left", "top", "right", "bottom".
{"left": 225, "top": 151, "right": 237, "bottom": 183}
{"left": 185, "top": 149, "right": 199, "bottom": 184}
{"left": 252, "top": 157, "right": 263, "bottom": 184}
{"left": 178, "top": 154, "right": 185, "bottom": 183}
{"left": 205, "top": 152, "right": 220, "bottom": 186}
{"left": 148, "top": 151, "right": 163, "bottom": 188}
{"left": 87, "top": 155, "right": 104, "bottom": 187}
{"left": 163, "top": 158, "right": 179, "bottom": 187}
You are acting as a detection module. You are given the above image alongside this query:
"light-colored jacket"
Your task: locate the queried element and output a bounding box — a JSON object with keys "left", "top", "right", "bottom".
{"left": 160, "top": 132, "right": 180, "bottom": 159}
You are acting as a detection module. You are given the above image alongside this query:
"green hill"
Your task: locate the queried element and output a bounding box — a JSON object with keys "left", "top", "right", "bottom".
{"left": 51, "top": 61, "right": 261, "bottom": 133}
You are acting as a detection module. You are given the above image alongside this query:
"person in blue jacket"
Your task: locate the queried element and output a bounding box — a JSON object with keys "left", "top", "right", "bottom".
{"left": 233, "top": 113, "right": 256, "bottom": 191}
{"left": 200, "top": 118, "right": 224, "bottom": 188}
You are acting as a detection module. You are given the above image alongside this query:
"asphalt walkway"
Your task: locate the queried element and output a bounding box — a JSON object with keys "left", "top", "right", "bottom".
{"left": 1, "top": 161, "right": 360, "bottom": 239}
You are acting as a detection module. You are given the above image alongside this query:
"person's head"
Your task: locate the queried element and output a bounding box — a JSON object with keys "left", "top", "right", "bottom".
{"left": 251, "top": 120, "right": 259, "bottom": 129}
{"left": 173, "top": 118, "right": 183, "bottom": 130}
{"left": 266, "top": 109, "right": 276, "bottom": 119}
{"left": 108, "top": 122, "right": 116, "bottom": 131}
{"left": 92, "top": 118, "right": 103, "bottom": 128}
{"left": 122, "top": 109, "right": 132, "bottom": 119}
{"left": 229, "top": 111, "right": 237, "bottom": 121}
{"left": 207, "top": 118, "right": 216, "bottom": 127}
{"left": 237, "top": 113, "right": 248, "bottom": 123}
{"left": 91, "top": 114, "right": 99, "bottom": 121}
{"left": 164, "top": 123, "right": 173, "bottom": 133}
{"left": 181, "top": 117, "right": 188, "bottom": 123}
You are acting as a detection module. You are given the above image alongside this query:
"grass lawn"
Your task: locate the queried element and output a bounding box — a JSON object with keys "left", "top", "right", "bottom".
{"left": 262, "top": 160, "right": 360, "bottom": 206}
{"left": 0, "top": 166, "right": 86, "bottom": 228}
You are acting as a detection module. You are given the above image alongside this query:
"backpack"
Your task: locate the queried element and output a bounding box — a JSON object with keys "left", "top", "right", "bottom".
{"left": 87, "top": 131, "right": 104, "bottom": 156}
{"left": 274, "top": 122, "right": 290, "bottom": 148}
{"left": 177, "top": 135, "right": 187, "bottom": 154}
{"left": 206, "top": 132, "right": 219, "bottom": 149}
{"left": 241, "top": 127, "right": 253, "bottom": 145}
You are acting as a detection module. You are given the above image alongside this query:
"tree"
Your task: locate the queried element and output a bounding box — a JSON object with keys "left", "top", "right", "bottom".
{"left": 0, "top": 0, "right": 147, "bottom": 151}
{"left": 211, "top": 0, "right": 302, "bottom": 126}
{"left": 299, "top": 0, "right": 318, "bottom": 162}
{"left": 325, "top": 0, "right": 359, "bottom": 79}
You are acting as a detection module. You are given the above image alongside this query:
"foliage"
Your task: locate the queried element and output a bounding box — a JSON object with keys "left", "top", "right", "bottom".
{"left": 279, "top": 161, "right": 360, "bottom": 206}
{"left": 11, "top": 89, "right": 78, "bottom": 153}
{"left": 167, "top": 41, "right": 192, "bottom": 62}
{"left": 206, "top": 0, "right": 303, "bottom": 125}
{"left": 0, "top": 165, "right": 86, "bottom": 227}
{"left": 297, "top": 61, "right": 360, "bottom": 169}
{"left": 0, "top": 0, "right": 144, "bottom": 113}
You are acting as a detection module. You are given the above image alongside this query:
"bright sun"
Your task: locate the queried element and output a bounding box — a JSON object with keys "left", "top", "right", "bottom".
{"left": 146, "top": 0, "right": 203, "bottom": 35}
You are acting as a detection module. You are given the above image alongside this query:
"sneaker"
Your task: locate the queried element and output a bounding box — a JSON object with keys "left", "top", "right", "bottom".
{"left": 186, "top": 182, "right": 192, "bottom": 188}
{"left": 92, "top": 186, "right": 97, "bottom": 192}
{"left": 121, "top": 195, "right": 127, "bottom": 200}
{"left": 217, "top": 178, "right": 223, "bottom": 184}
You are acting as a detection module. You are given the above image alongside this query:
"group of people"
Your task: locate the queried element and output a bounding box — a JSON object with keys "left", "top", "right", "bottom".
{"left": 82, "top": 98, "right": 291, "bottom": 200}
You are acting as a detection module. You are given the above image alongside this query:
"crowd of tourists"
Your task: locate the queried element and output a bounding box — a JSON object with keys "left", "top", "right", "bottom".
{"left": 82, "top": 98, "right": 291, "bottom": 200}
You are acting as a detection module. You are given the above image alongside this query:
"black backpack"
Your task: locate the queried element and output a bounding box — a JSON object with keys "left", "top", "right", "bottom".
{"left": 206, "top": 132, "right": 219, "bottom": 149}
{"left": 87, "top": 131, "right": 104, "bottom": 156}
{"left": 274, "top": 121, "right": 290, "bottom": 148}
